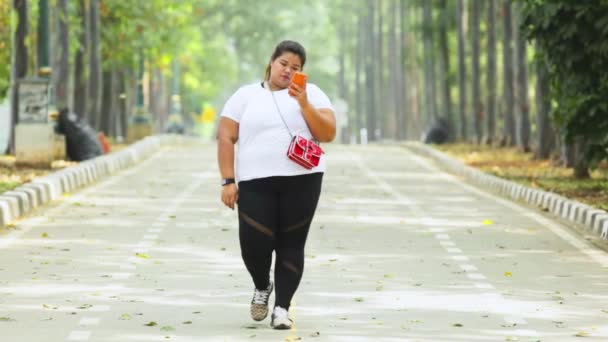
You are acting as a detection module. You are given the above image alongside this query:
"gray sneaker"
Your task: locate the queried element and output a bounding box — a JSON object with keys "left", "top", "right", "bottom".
{"left": 250, "top": 282, "right": 273, "bottom": 321}
{"left": 270, "top": 306, "right": 293, "bottom": 330}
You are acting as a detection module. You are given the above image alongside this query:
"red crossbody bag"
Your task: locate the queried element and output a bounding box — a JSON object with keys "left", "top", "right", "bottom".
{"left": 269, "top": 84, "right": 323, "bottom": 169}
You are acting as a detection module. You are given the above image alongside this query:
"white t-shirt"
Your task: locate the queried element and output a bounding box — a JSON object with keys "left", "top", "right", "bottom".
{"left": 220, "top": 82, "right": 334, "bottom": 182}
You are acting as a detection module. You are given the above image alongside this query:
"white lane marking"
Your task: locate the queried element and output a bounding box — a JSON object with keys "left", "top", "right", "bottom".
{"left": 148, "top": 228, "right": 163, "bottom": 233}
{"left": 143, "top": 234, "right": 158, "bottom": 240}
{"left": 435, "top": 234, "right": 450, "bottom": 240}
{"left": 79, "top": 317, "right": 100, "bottom": 326}
{"left": 467, "top": 273, "right": 487, "bottom": 280}
{"left": 440, "top": 241, "right": 455, "bottom": 247}
{"left": 110, "top": 273, "right": 132, "bottom": 280}
{"left": 127, "top": 257, "right": 144, "bottom": 264}
{"left": 504, "top": 316, "right": 529, "bottom": 326}
{"left": 512, "top": 329, "right": 539, "bottom": 337}
{"left": 67, "top": 331, "right": 91, "bottom": 341}
{"left": 451, "top": 255, "right": 470, "bottom": 261}
{"left": 447, "top": 248, "right": 463, "bottom": 253}
{"left": 88, "top": 305, "right": 110, "bottom": 312}
{"left": 429, "top": 228, "right": 446, "bottom": 233}
{"left": 474, "top": 283, "right": 495, "bottom": 289}
{"left": 410, "top": 153, "right": 608, "bottom": 268}
{"left": 460, "top": 264, "right": 478, "bottom": 272}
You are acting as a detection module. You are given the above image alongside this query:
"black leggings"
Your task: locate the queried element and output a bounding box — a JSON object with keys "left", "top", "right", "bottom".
{"left": 237, "top": 173, "right": 323, "bottom": 310}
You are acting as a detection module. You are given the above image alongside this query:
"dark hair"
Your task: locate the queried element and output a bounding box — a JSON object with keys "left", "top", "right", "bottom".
{"left": 264, "top": 40, "right": 306, "bottom": 80}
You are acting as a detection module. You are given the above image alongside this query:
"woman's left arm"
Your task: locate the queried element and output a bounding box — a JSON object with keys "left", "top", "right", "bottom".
{"left": 290, "top": 83, "right": 336, "bottom": 142}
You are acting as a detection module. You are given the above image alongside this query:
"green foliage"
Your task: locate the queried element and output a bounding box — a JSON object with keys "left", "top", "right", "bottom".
{"left": 0, "top": 1, "right": 11, "bottom": 100}
{"left": 521, "top": 1, "right": 608, "bottom": 167}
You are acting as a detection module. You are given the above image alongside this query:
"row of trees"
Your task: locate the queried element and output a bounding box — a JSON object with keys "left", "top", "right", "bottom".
{"left": 3, "top": 0, "right": 341, "bottom": 148}
{"left": 3, "top": 1, "right": 606, "bottom": 177}
{"left": 328, "top": 0, "right": 607, "bottom": 178}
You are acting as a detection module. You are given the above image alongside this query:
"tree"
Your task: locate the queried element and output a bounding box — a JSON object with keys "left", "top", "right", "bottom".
{"left": 501, "top": 0, "right": 516, "bottom": 146}
{"left": 422, "top": 0, "right": 437, "bottom": 124}
{"left": 521, "top": 1, "right": 608, "bottom": 177}
{"left": 456, "top": 0, "right": 467, "bottom": 140}
{"left": 534, "top": 52, "right": 554, "bottom": 160}
{"left": 53, "top": 0, "right": 69, "bottom": 110}
{"left": 438, "top": 0, "right": 453, "bottom": 141}
{"left": 514, "top": 2, "right": 530, "bottom": 152}
{"left": 485, "top": 0, "right": 497, "bottom": 145}
{"left": 471, "top": 0, "right": 482, "bottom": 144}
{"left": 10, "top": 0, "right": 29, "bottom": 154}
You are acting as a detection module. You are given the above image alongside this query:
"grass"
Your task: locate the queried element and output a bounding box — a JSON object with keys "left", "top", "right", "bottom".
{"left": 435, "top": 143, "right": 608, "bottom": 211}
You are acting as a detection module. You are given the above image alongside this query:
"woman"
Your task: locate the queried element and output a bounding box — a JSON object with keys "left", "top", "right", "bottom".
{"left": 216, "top": 40, "right": 336, "bottom": 330}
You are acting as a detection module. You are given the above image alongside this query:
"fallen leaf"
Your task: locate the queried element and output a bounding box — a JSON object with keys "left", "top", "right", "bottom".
{"left": 136, "top": 253, "right": 150, "bottom": 259}
{"left": 144, "top": 321, "right": 158, "bottom": 327}
{"left": 354, "top": 297, "right": 364, "bottom": 302}
{"left": 453, "top": 323, "right": 463, "bottom": 327}
{"left": 119, "top": 313, "right": 131, "bottom": 320}
{"left": 182, "top": 321, "right": 192, "bottom": 324}
{"left": 575, "top": 331, "right": 589, "bottom": 337}
{"left": 483, "top": 219, "right": 494, "bottom": 225}
{"left": 41, "top": 232, "right": 49, "bottom": 238}
{"left": 504, "top": 272, "right": 513, "bottom": 277}
{"left": 161, "top": 326, "right": 175, "bottom": 332}
{"left": 0, "top": 317, "right": 15, "bottom": 322}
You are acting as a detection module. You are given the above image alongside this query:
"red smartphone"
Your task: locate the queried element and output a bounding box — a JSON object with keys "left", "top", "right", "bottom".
{"left": 289, "top": 72, "right": 307, "bottom": 96}
{"left": 292, "top": 72, "right": 307, "bottom": 88}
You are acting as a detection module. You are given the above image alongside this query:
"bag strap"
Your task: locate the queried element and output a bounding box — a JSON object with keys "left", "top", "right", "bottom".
{"left": 266, "top": 81, "right": 294, "bottom": 139}
{"left": 265, "top": 81, "right": 320, "bottom": 146}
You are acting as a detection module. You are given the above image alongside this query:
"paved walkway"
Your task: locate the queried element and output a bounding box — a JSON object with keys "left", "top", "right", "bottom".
{"left": 0, "top": 141, "right": 607, "bottom": 341}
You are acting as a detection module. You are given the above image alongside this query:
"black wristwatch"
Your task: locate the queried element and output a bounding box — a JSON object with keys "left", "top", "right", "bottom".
{"left": 221, "top": 178, "right": 236, "bottom": 186}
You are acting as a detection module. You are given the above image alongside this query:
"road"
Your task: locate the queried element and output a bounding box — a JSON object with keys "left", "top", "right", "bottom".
{"left": 0, "top": 141, "right": 607, "bottom": 341}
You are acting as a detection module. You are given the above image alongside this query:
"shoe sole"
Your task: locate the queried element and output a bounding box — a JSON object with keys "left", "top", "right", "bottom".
{"left": 271, "top": 323, "right": 292, "bottom": 330}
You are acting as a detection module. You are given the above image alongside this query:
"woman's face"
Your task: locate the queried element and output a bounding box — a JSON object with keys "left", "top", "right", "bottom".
{"left": 269, "top": 52, "right": 303, "bottom": 89}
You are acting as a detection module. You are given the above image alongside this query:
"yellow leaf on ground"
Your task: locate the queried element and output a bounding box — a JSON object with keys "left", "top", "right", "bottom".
{"left": 504, "top": 272, "right": 513, "bottom": 277}
{"left": 483, "top": 219, "right": 494, "bottom": 225}
{"left": 41, "top": 232, "right": 49, "bottom": 238}
{"left": 135, "top": 253, "right": 150, "bottom": 259}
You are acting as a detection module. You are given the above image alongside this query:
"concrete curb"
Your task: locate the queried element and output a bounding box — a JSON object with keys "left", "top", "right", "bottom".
{"left": 404, "top": 142, "right": 608, "bottom": 240}
{"left": 0, "top": 134, "right": 194, "bottom": 228}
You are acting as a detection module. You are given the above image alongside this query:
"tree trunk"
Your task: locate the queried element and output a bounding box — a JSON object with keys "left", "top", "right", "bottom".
{"left": 399, "top": 0, "right": 409, "bottom": 140}
{"left": 471, "top": 0, "right": 482, "bottom": 144}
{"left": 422, "top": 0, "right": 437, "bottom": 124}
{"left": 514, "top": 3, "right": 531, "bottom": 152}
{"left": 485, "top": 0, "right": 497, "bottom": 145}
{"left": 9, "top": 0, "right": 29, "bottom": 154}
{"left": 573, "top": 138, "right": 590, "bottom": 179}
{"left": 535, "top": 54, "right": 554, "bottom": 159}
{"left": 439, "top": 0, "right": 453, "bottom": 141}
{"left": 53, "top": 0, "right": 69, "bottom": 110}
{"left": 73, "top": 0, "right": 87, "bottom": 118}
{"left": 365, "top": 0, "right": 377, "bottom": 142}
{"left": 502, "top": 0, "right": 516, "bottom": 146}
{"left": 100, "top": 70, "right": 113, "bottom": 135}
{"left": 457, "top": 0, "right": 467, "bottom": 140}
{"left": 376, "top": 0, "right": 384, "bottom": 140}
{"left": 88, "top": 0, "right": 102, "bottom": 128}
{"left": 355, "top": 13, "right": 363, "bottom": 144}
{"left": 387, "top": 0, "right": 398, "bottom": 140}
